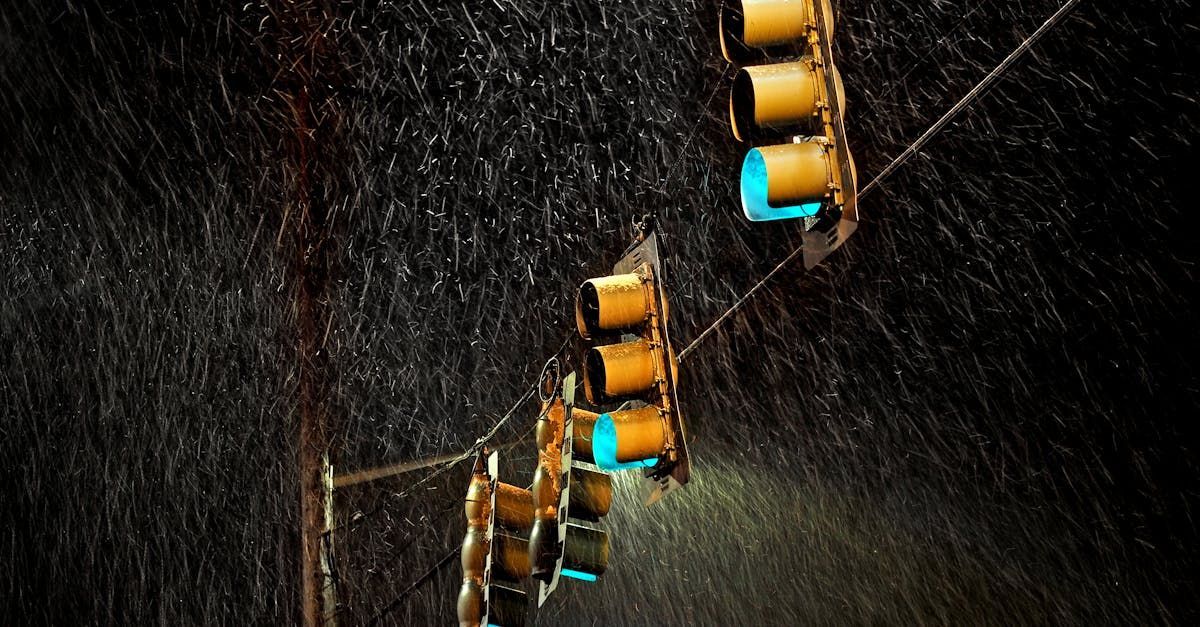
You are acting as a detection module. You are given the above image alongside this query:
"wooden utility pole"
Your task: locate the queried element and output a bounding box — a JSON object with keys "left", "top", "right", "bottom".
{"left": 272, "top": 2, "right": 345, "bottom": 624}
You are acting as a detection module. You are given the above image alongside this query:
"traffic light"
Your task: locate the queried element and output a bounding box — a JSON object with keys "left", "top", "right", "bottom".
{"left": 575, "top": 230, "right": 689, "bottom": 505}
{"left": 719, "top": 0, "right": 859, "bottom": 262}
{"left": 457, "top": 451, "right": 534, "bottom": 627}
{"left": 528, "top": 371, "right": 614, "bottom": 605}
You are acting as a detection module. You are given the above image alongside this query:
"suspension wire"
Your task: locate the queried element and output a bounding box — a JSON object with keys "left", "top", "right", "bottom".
{"left": 328, "top": 337, "right": 566, "bottom": 614}
{"left": 866, "top": 1, "right": 991, "bottom": 114}
{"left": 349, "top": 385, "right": 550, "bottom": 617}
{"left": 332, "top": 332, "right": 574, "bottom": 535}
{"left": 332, "top": 383, "right": 536, "bottom": 534}
{"left": 367, "top": 545, "right": 461, "bottom": 626}
{"left": 656, "top": 0, "right": 732, "bottom": 198}
{"left": 677, "top": 0, "right": 1084, "bottom": 363}
{"left": 861, "top": 0, "right": 1082, "bottom": 198}
{"left": 365, "top": 497, "right": 461, "bottom": 580}
{"left": 656, "top": 63, "right": 733, "bottom": 197}
{"left": 333, "top": 418, "right": 543, "bottom": 618}
{"left": 363, "top": 418, "right": 540, "bottom": 581}
{"left": 677, "top": 243, "right": 806, "bottom": 362}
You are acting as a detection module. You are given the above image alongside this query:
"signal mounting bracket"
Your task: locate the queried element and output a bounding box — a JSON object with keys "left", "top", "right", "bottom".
{"left": 803, "top": 0, "right": 859, "bottom": 269}
{"left": 610, "top": 230, "right": 690, "bottom": 505}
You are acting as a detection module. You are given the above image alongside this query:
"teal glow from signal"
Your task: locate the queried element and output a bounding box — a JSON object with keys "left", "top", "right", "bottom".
{"left": 561, "top": 568, "right": 598, "bottom": 582}
{"left": 741, "top": 148, "right": 822, "bottom": 222}
{"left": 593, "top": 413, "right": 658, "bottom": 471}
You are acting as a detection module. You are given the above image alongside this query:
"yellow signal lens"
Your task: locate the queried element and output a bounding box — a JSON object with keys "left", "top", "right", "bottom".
{"left": 575, "top": 273, "right": 651, "bottom": 339}
{"left": 730, "top": 59, "right": 821, "bottom": 141}
{"left": 583, "top": 340, "right": 657, "bottom": 404}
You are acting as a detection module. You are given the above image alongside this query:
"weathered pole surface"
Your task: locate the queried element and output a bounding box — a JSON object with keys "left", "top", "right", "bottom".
{"left": 269, "top": 2, "right": 346, "bottom": 624}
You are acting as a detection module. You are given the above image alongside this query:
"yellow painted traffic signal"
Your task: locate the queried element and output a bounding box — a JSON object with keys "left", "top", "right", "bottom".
{"left": 575, "top": 231, "right": 689, "bottom": 504}
{"left": 719, "top": 0, "right": 858, "bottom": 234}
{"left": 527, "top": 371, "right": 615, "bottom": 605}
{"left": 456, "top": 451, "right": 534, "bottom": 627}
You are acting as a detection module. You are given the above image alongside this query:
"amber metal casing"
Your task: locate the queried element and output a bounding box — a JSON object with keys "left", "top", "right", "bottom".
{"left": 583, "top": 339, "right": 657, "bottom": 404}
{"left": 530, "top": 397, "right": 566, "bottom": 581}
{"left": 731, "top": 59, "right": 820, "bottom": 141}
{"left": 719, "top": 0, "right": 813, "bottom": 60}
{"left": 575, "top": 273, "right": 652, "bottom": 340}
{"left": 457, "top": 452, "right": 534, "bottom": 627}
{"left": 493, "top": 481, "right": 534, "bottom": 531}
{"left": 571, "top": 408, "right": 600, "bottom": 464}
{"left": 532, "top": 399, "right": 566, "bottom": 524}
{"left": 600, "top": 404, "right": 669, "bottom": 465}
{"left": 529, "top": 371, "right": 615, "bottom": 605}
{"left": 575, "top": 233, "right": 689, "bottom": 500}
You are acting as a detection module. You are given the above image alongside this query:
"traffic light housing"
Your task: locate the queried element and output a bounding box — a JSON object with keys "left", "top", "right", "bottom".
{"left": 528, "top": 371, "right": 614, "bottom": 605}
{"left": 575, "top": 230, "right": 689, "bottom": 505}
{"left": 457, "top": 451, "right": 534, "bottom": 627}
{"left": 719, "top": 0, "right": 859, "bottom": 268}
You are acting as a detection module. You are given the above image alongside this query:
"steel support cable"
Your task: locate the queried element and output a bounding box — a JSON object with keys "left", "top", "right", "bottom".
{"left": 367, "top": 545, "right": 461, "bottom": 626}
{"left": 360, "top": 419, "right": 540, "bottom": 583}
{"left": 349, "top": 381, "right": 552, "bottom": 619}
{"left": 333, "top": 332, "right": 574, "bottom": 535}
{"left": 328, "top": 340, "right": 567, "bottom": 613}
{"left": 365, "top": 497, "right": 461, "bottom": 577}
{"left": 334, "top": 414, "right": 543, "bottom": 619}
{"left": 677, "top": 0, "right": 1084, "bottom": 363}
{"left": 866, "top": 1, "right": 991, "bottom": 115}
{"left": 655, "top": 0, "right": 730, "bottom": 198}
{"left": 331, "top": 383, "right": 537, "bottom": 536}
{"left": 860, "top": 0, "right": 1083, "bottom": 198}
{"left": 655, "top": 63, "right": 734, "bottom": 198}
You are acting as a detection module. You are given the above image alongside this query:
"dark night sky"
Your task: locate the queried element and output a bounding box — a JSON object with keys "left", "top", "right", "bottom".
{"left": 2, "top": 0, "right": 1197, "bottom": 624}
